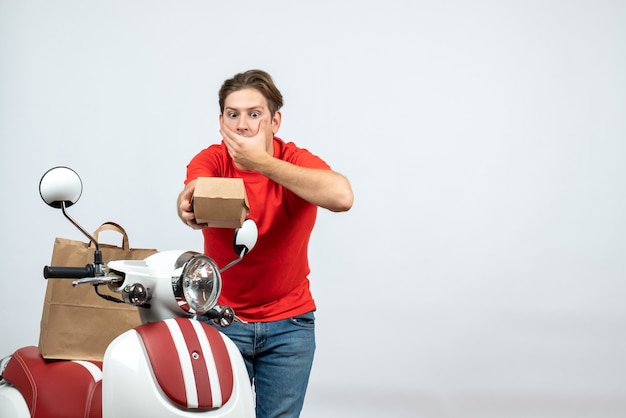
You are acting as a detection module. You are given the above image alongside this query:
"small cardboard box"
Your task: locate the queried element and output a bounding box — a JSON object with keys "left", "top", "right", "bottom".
{"left": 192, "top": 177, "right": 249, "bottom": 228}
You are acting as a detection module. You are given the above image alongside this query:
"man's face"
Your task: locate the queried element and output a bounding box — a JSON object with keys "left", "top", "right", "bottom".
{"left": 220, "top": 88, "right": 280, "bottom": 142}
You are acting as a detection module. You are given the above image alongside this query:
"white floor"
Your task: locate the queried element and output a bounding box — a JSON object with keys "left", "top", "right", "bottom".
{"left": 301, "top": 388, "right": 626, "bottom": 418}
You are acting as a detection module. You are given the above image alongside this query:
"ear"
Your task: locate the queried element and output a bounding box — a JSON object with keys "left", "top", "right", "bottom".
{"left": 271, "top": 111, "right": 282, "bottom": 134}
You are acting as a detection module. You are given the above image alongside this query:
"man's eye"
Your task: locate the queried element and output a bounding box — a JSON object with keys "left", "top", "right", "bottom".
{"left": 228, "top": 112, "right": 238, "bottom": 118}
{"left": 250, "top": 111, "right": 260, "bottom": 118}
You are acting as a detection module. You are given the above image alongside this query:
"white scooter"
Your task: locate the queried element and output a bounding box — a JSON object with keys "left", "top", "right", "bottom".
{"left": 0, "top": 167, "right": 256, "bottom": 418}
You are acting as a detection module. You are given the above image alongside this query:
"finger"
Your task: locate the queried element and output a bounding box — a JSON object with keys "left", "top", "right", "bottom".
{"left": 255, "top": 118, "right": 267, "bottom": 136}
{"left": 190, "top": 219, "right": 208, "bottom": 230}
{"left": 221, "top": 122, "right": 240, "bottom": 140}
{"left": 220, "top": 127, "right": 238, "bottom": 148}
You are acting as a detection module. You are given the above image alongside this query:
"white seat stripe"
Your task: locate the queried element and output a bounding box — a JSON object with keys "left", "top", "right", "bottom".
{"left": 71, "top": 360, "right": 103, "bottom": 382}
{"left": 164, "top": 318, "right": 199, "bottom": 409}
{"left": 191, "top": 319, "right": 223, "bottom": 407}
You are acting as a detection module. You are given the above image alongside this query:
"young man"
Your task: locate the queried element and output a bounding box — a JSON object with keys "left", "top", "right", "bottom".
{"left": 177, "top": 69, "right": 353, "bottom": 418}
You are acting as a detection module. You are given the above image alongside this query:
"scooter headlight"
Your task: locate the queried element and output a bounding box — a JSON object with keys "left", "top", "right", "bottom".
{"left": 172, "top": 252, "right": 222, "bottom": 314}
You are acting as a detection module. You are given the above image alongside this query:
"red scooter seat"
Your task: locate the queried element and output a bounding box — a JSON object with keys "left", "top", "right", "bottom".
{"left": 2, "top": 345, "right": 103, "bottom": 418}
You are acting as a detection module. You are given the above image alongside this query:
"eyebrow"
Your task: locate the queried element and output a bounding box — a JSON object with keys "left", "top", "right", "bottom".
{"left": 224, "top": 106, "right": 264, "bottom": 113}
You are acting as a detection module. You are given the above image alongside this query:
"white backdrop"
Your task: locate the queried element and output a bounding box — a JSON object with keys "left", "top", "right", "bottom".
{"left": 1, "top": 1, "right": 625, "bottom": 417}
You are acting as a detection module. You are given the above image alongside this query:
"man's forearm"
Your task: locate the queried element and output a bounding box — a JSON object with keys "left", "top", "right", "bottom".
{"left": 256, "top": 157, "right": 353, "bottom": 212}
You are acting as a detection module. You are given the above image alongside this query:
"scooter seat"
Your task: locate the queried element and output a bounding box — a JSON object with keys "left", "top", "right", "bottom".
{"left": 2, "top": 346, "right": 103, "bottom": 418}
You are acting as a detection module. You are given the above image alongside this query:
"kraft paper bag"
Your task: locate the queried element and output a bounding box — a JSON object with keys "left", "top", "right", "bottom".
{"left": 38, "top": 222, "right": 157, "bottom": 361}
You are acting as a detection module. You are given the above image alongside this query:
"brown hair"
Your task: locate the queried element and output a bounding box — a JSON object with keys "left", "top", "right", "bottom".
{"left": 218, "top": 69, "right": 284, "bottom": 116}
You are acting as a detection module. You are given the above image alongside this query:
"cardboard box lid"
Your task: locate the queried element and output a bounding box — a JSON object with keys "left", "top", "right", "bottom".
{"left": 192, "top": 177, "right": 249, "bottom": 228}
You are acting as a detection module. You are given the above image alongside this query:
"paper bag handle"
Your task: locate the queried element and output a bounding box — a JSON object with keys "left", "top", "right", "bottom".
{"left": 90, "top": 222, "right": 130, "bottom": 249}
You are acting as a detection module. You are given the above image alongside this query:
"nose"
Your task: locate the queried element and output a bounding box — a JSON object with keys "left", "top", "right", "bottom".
{"left": 236, "top": 116, "right": 249, "bottom": 133}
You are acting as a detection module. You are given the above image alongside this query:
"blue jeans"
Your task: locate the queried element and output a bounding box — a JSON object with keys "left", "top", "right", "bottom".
{"left": 198, "top": 311, "right": 316, "bottom": 418}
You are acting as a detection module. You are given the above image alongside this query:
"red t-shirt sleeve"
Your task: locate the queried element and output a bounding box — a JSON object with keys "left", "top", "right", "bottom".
{"left": 185, "top": 143, "right": 227, "bottom": 184}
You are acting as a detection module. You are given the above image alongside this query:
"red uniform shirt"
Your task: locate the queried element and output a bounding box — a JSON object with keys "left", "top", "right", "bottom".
{"left": 185, "top": 136, "right": 330, "bottom": 322}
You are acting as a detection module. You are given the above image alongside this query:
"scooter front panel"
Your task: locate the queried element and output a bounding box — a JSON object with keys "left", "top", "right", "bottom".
{"left": 103, "top": 322, "right": 254, "bottom": 417}
{"left": 135, "top": 318, "right": 234, "bottom": 410}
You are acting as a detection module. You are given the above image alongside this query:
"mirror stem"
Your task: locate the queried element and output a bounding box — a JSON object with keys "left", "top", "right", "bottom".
{"left": 219, "top": 248, "right": 247, "bottom": 273}
{"left": 61, "top": 201, "right": 104, "bottom": 271}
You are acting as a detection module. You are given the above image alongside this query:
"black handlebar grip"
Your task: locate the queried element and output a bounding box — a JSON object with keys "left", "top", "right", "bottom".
{"left": 43, "top": 264, "right": 95, "bottom": 279}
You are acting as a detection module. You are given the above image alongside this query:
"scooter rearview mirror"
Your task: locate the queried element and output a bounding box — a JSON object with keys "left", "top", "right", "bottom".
{"left": 39, "top": 166, "right": 103, "bottom": 272}
{"left": 220, "top": 219, "right": 258, "bottom": 274}
{"left": 39, "top": 166, "right": 83, "bottom": 209}
{"left": 233, "top": 219, "right": 258, "bottom": 256}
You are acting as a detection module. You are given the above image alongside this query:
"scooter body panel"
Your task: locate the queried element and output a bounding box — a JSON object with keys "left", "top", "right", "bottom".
{"left": 0, "top": 381, "right": 29, "bottom": 418}
{"left": 103, "top": 323, "right": 255, "bottom": 417}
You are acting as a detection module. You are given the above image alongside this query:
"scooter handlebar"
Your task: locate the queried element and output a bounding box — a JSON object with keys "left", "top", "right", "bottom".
{"left": 44, "top": 265, "right": 96, "bottom": 279}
